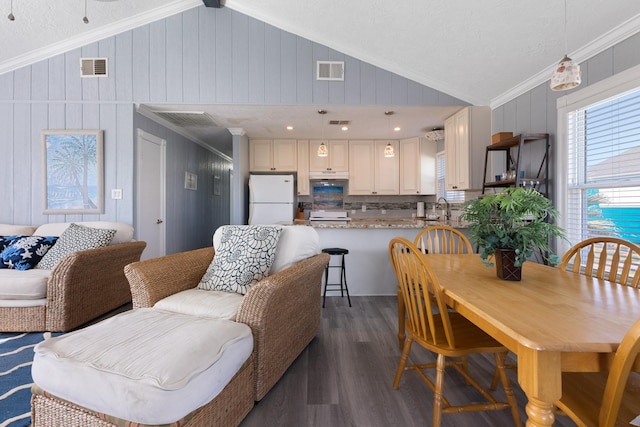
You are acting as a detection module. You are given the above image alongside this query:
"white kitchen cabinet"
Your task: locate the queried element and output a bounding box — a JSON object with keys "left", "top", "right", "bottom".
{"left": 296, "top": 140, "right": 309, "bottom": 196}
{"left": 399, "top": 137, "right": 436, "bottom": 195}
{"left": 443, "top": 106, "right": 491, "bottom": 191}
{"left": 348, "top": 140, "right": 399, "bottom": 195}
{"left": 249, "top": 139, "right": 297, "bottom": 172}
{"left": 309, "top": 140, "right": 349, "bottom": 172}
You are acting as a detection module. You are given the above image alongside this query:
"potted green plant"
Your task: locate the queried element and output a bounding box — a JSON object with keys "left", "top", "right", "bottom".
{"left": 460, "top": 187, "right": 565, "bottom": 281}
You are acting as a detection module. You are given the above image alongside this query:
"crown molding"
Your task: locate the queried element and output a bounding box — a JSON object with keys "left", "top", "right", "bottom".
{"left": 0, "top": 0, "right": 202, "bottom": 76}
{"left": 491, "top": 13, "right": 640, "bottom": 109}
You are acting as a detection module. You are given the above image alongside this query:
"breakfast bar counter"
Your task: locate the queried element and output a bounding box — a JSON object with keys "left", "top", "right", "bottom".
{"left": 295, "top": 218, "right": 468, "bottom": 229}
{"left": 298, "top": 218, "right": 471, "bottom": 296}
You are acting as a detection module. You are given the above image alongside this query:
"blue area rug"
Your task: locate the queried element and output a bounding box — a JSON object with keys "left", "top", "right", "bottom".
{"left": 0, "top": 332, "right": 62, "bottom": 427}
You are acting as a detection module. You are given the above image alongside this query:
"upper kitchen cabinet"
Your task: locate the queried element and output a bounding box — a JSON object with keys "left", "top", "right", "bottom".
{"left": 249, "top": 139, "right": 298, "bottom": 172}
{"left": 348, "top": 140, "right": 399, "bottom": 195}
{"left": 309, "top": 140, "right": 349, "bottom": 172}
{"left": 443, "top": 106, "right": 491, "bottom": 191}
{"left": 297, "top": 140, "right": 310, "bottom": 196}
{"left": 399, "top": 137, "right": 436, "bottom": 195}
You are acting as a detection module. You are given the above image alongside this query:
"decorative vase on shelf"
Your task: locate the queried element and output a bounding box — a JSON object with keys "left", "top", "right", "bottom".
{"left": 494, "top": 249, "right": 522, "bottom": 281}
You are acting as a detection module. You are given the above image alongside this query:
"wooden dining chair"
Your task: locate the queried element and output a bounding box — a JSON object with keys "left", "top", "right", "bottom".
{"left": 558, "top": 237, "right": 640, "bottom": 288}
{"left": 396, "top": 226, "right": 473, "bottom": 349}
{"left": 413, "top": 225, "right": 473, "bottom": 255}
{"left": 554, "top": 317, "right": 640, "bottom": 427}
{"left": 388, "top": 237, "right": 522, "bottom": 427}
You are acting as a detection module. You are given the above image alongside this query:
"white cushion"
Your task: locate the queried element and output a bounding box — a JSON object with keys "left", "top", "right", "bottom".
{"left": 0, "top": 298, "right": 45, "bottom": 307}
{"left": 154, "top": 289, "right": 244, "bottom": 321}
{"left": 0, "top": 268, "right": 50, "bottom": 299}
{"left": 213, "top": 225, "right": 321, "bottom": 274}
{"left": 32, "top": 308, "right": 253, "bottom": 425}
{"left": 199, "top": 225, "right": 282, "bottom": 295}
{"left": 0, "top": 224, "right": 37, "bottom": 236}
{"left": 33, "top": 221, "right": 134, "bottom": 245}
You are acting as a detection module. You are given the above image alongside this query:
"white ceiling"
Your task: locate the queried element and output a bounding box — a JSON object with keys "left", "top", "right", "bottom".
{"left": 2, "top": 0, "right": 640, "bottom": 155}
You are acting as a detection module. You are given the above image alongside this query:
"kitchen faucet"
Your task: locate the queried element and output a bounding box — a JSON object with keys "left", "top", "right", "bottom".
{"left": 436, "top": 197, "right": 450, "bottom": 221}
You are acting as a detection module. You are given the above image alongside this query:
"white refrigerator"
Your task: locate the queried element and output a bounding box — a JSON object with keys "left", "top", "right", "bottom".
{"left": 248, "top": 174, "right": 295, "bottom": 225}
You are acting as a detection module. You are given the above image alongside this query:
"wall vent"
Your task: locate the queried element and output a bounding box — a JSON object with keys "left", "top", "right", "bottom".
{"left": 329, "top": 120, "right": 350, "bottom": 125}
{"left": 317, "top": 61, "right": 344, "bottom": 81}
{"left": 80, "top": 58, "right": 108, "bottom": 77}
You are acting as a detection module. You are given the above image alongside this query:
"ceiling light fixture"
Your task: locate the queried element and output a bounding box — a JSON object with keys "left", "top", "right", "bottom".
{"left": 384, "top": 111, "right": 395, "bottom": 158}
{"left": 550, "top": 0, "right": 581, "bottom": 91}
{"left": 424, "top": 128, "right": 444, "bottom": 141}
{"left": 83, "top": 0, "right": 89, "bottom": 24}
{"left": 7, "top": 0, "right": 14, "bottom": 21}
{"left": 317, "top": 110, "right": 328, "bottom": 157}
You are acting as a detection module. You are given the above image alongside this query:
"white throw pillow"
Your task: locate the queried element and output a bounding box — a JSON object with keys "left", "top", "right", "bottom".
{"left": 198, "top": 225, "right": 282, "bottom": 295}
{"left": 213, "top": 225, "right": 321, "bottom": 274}
{"left": 36, "top": 223, "right": 116, "bottom": 270}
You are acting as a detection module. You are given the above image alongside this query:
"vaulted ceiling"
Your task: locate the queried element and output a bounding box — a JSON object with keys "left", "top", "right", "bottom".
{"left": 2, "top": 0, "right": 640, "bottom": 150}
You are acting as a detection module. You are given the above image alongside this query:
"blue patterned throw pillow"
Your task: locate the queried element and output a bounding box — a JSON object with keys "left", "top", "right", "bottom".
{"left": 0, "top": 235, "right": 21, "bottom": 253}
{"left": 0, "top": 236, "right": 58, "bottom": 270}
{"left": 198, "top": 225, "right": 283, "bottom": 295}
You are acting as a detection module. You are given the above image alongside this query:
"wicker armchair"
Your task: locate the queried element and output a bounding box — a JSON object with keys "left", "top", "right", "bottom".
{"left": 125, "top": 247, "right": 330, "bottom": 401}
{"left": 0, "top": 241, "right": 147, "bottom": 332}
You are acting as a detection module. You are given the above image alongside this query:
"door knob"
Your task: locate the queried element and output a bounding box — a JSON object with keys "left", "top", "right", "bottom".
{"left": 156, "top": 219, "right": 163, "bottom": 224}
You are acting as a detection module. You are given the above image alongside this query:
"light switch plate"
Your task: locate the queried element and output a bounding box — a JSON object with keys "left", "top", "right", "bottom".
{"left": 111, "top": 189, "right": 123, "bottom": 200}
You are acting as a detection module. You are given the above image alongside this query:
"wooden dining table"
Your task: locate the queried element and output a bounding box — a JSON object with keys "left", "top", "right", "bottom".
{"left": 422, "top": 254, "right": 640, "bottom": 427}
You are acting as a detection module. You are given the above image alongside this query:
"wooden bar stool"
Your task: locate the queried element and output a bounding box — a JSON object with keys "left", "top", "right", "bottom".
{"left": 322, "top": 248, "right": 352, "bottom": 308}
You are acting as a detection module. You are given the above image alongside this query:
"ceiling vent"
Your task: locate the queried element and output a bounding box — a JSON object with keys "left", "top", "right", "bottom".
{"left": 80, "top": 58, "right": 108, "bottom": 77}
{"left": 317, "top": 61, "right": 344, "bottom": 81}
{"left": 329, "top": 120, "right": 350, "bottom": 125}
{"left": 153, "top": 111, "right": 219, "bottom": 127}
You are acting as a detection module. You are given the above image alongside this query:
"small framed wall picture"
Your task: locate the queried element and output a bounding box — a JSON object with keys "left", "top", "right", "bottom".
{"left": 213, "top": 175, "right": 221, "bottom": 195}
{"left": 184, "top": 172, "right": 197, "bottom": 190}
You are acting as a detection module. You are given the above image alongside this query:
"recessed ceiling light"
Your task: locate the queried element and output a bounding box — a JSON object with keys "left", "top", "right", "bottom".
{"left": 341, "top": 126, "right": 349, "bottom": 131}
{"left": 286, "top": 126, "right": 293, "bottom": 130}
{"left": 394, "top": 127, "right": 401, "bottom": 132}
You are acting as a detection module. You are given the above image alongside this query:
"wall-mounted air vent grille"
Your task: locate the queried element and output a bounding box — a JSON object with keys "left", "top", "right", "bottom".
{"left": 329, "top": 120, "right": 350, "bottom": 125}
{"left": 80, "top": 58, "right": 108, "bottom": 77}
{"left": 317, "top": 61, "right": 344, "bottom": 81}
{"left": 153, "top": 111, "right": 219, "bottom": 127}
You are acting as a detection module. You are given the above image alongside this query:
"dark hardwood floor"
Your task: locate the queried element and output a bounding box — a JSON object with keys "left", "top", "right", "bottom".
{"left": 240, "top": 296, "right": 577, "bottom": 427}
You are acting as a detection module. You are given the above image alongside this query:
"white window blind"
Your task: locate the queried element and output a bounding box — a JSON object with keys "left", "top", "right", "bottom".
{"left": 566, "top": 88, "right": 640, "bottom": 247}
{"left": 436, "top": 152, "right": 464, "bottom": 203}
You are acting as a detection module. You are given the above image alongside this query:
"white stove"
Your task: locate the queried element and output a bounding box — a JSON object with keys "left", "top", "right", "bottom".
{"left": 309, "top": 210, "right": 351, "bottom": 222}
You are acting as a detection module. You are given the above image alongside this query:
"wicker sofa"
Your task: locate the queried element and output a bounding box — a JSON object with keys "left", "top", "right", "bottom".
{"left": 124, "top": 244, "right": 330, "bottom": 402}
{"left": 0, "top": 222, "right": 146, "bottom": 332}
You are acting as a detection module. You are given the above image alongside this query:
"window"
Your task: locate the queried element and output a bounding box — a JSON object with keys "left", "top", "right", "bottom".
{"left": 559, "top": 66, "right": 640, "bottom": 254}
{"left": 436, "top": 151, "right": 464, "bottom": 203}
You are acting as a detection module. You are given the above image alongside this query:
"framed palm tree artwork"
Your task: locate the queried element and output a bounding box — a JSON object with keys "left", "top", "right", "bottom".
{"left": 42, "top": 130, "right": 104, "bottom": 214}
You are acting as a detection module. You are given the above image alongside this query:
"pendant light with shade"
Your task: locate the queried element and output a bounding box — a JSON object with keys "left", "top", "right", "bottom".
{"left": 7, "top": 0, "right": 14, "bottom": 20}
{"left": 550, "top": 0, "right": 581, "bottom": 91}
{"left": 384, "top": 111, "right": 395, "bottom": 158}
{"left": 317, "top": 110, "right": 328, "bottom": 157}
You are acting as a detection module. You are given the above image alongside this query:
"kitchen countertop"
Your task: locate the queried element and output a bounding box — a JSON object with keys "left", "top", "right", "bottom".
{"left": 294, "top": 218, "right": 469, "bottom": 229}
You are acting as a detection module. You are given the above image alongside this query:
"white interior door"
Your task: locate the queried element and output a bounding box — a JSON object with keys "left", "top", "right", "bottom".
{"left": 136, "top": 129, "right": 166, "bottom": 260}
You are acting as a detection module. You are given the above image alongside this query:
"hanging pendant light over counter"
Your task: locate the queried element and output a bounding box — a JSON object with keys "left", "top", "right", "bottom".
{"left": 384, "top": 111, "right": 395, "bottom": 158}
{"left": 317, "top": 110, "right": 328, "bottom": 157}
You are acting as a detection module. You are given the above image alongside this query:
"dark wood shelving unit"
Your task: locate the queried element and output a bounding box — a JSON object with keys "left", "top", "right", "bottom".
{"left": 481, "top": 133, "right": 550, "bottom": 196}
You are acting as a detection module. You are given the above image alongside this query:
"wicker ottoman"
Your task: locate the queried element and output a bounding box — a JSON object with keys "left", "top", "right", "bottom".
{"left": 31, "top": 308, "right": 255, "bottom": 427}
